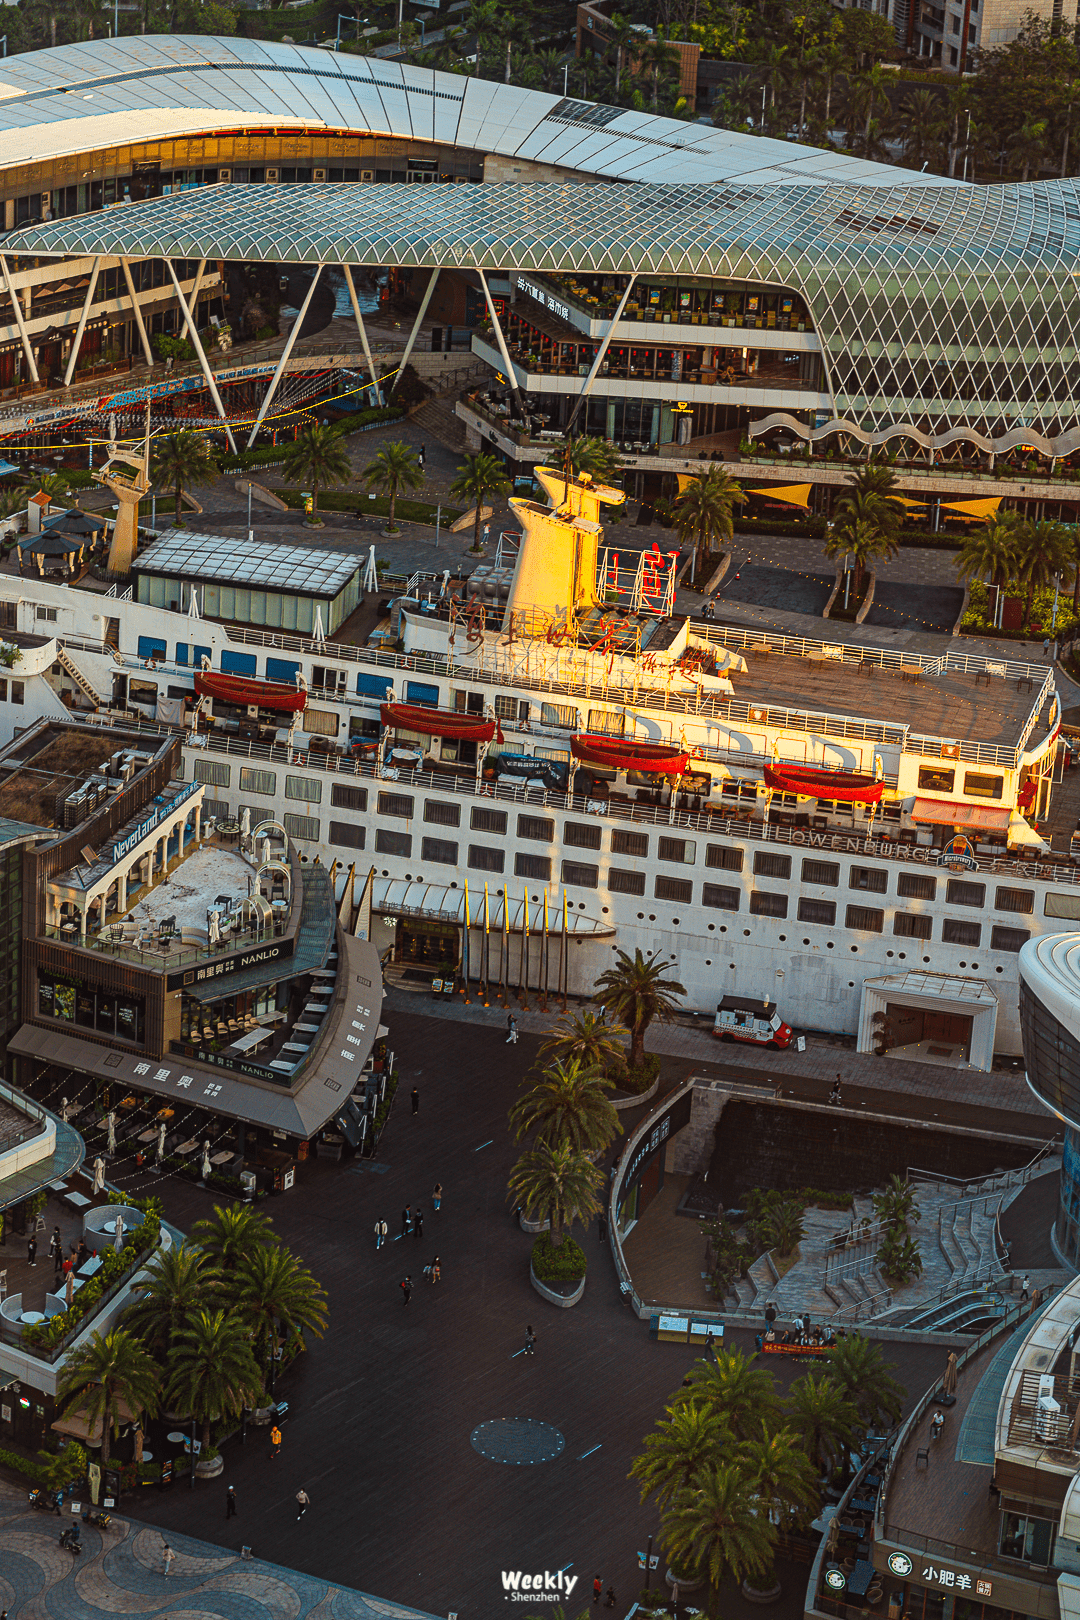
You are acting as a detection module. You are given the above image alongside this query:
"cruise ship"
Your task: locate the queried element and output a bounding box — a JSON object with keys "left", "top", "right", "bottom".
{"left": 0, "top": 465, "right": 1071, "bottom": 1072}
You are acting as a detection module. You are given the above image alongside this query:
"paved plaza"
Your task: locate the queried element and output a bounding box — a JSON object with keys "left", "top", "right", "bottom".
{"left": 0, "top": 1004, "right": 1044, "bottom": 1619}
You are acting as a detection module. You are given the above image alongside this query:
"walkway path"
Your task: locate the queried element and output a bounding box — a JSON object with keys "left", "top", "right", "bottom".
{"left": 0, "top": 1479, "right": 438, "bottom": 1620}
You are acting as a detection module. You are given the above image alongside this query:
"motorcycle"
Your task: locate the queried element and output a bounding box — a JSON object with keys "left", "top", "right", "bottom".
{"left": 28, "top": 1488, "right": 60, "bottom": 1513}
{"left": 59, "top": 1525, "right": 81, "bottom": 1555}
{"left": 82, "top": 1509, "right": 111, "bottom": 1529}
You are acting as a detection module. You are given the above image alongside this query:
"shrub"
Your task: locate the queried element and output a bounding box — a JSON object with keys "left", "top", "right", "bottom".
{"left": 531, "top": 1230, "right": 587, "bottom": 1281}
{"left": 607, "top": 1053, "right": 661, "bottom": 1095}
{"left": 0, "top": 1445, "right": 49, "bottom": 1483}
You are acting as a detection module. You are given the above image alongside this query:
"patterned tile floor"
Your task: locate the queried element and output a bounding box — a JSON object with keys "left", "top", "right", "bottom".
{"left": 0, "top": 1481, "right": 438, "bottom": 1620}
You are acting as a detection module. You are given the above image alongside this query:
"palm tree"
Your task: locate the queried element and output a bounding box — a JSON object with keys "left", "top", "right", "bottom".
{"left": 662, "top": 1462, "right": 775, "bottom": 1612}
{"left": 537, "top": 1009, "right": 629, "bottom": 1073}
{"left": 190, "top": 1202, "right": 275, "bottom": 1271}
{"left": 1015, "top": 519, "right": 1074, "bottom": 626}
{"left": 671, "top": 467, "right": 745, "bottom": 581}
{"left": 761, "top": 1200, "right": 804, "bottom": 1257}
{"left": 364, "top": 440, "right": 424, "bottom": 535}
{"left": 151, "top": 430, "right": 221, "bottom": 523}
{"left": 509, "top": 1057, "right": 622, "bottom": 1154}
{"left": 896, "top": 88, "right": 946, "bottom": 171}
{"left": 593, "top": 947, "right": 686, "bottom": 1068}
{"left": 740, "top": 1424, "right": 820, "bottom": 1528}
{"left": 449, "top": 451, "right": 511, "bottom": 552}
{"left": 568, "top": 435, "right": 623, "bottom": 483}
{"left": 164, "top": 1308, "right": 264, "bottom": 1452}
{"left": 785, "top": 1371, "right": 860, "bottom": 1479}
{"left": 232, "top": 1243, "right": 329, "bottom": 1375}
{"left": 672, "top": 1348, "right": 781, "bottom": 1441}
{"left": 125, "top": 1242, "right": 211, "bottom": 1357}
{"left": 631, "top": 1400, "right": 729, "bottom": 1510}
{"left": 534, "top": 47, "right": 563, "bottom": 92}
{"left": 506, "top": 1139, "right": 603, "bottom": 1245}
{"left": 637, "top": 32, "right": 678, "bottom": 110}
{"left": 1010, "top": 114, "right": 1049, "bottom": 180}
{"left": 762, "top": 41, "right": 790, "bottom": 119}
{"left": 816, "top": 40, "right": 846, "bottom": 134}
{"left": 57, "top": 1328, "right": 160, "bottom": 1465}
{"left": 872, "top": 1173, "right": 920, "bottom": 1230}
{"left": 858, "top": 62, "right": 893, "bottom": 156}
{"left": 463, "top": 0, "right": 499, "bottom": 72}
{"left": 824, "top": 1336, "right": 905, "bottom": 1431}
{"left": 955, "top": 513, "right": 1021, "bottom": 614}
{"left": 606, "top": 12, "right": 637, "bottom": 97}
{"left": 280, "top": 424, "right": 351, "bottom": 526}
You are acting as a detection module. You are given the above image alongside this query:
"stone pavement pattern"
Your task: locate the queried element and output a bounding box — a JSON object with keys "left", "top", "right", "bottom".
{"left": 0, "top": 1479, "right": 438, "bottom": 1620}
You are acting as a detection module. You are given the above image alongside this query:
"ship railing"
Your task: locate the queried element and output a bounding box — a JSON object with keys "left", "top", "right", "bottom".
{"left": 82, "top": 711, "right": 1080, "bottom": 886}
{"left": 694, "top": 624, "right": 1048, "bottom": 686}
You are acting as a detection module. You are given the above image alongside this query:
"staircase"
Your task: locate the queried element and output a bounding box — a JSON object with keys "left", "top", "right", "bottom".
{"left": 412, "top": 395, "right": 469, "bottom": 454}
{"left": 56, "top": 645, "right": 103, "bottom": 706}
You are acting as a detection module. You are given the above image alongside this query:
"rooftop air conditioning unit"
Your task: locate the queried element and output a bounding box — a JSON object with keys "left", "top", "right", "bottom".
{"left": 313, "top": 167, "right": 327, "bottom": 181}
{"left": 361, "top": 169, "right": 374, "bottom": 182}
{"left": 265, "top": 167, "right": 280, "bottom": 182}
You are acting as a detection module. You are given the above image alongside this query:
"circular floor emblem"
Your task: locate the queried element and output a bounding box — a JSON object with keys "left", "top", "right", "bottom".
{"left": 470, "top": 1419, "right": 565, "bottom": 1465}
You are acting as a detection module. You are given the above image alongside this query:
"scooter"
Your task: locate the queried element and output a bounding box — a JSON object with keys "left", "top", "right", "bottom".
{"left": 28, "top": 1487, "right": 60, "bottom": 1513}
{"left": 59, "top": 1524, "right": 81, "bottom": 1555}
{"left": 82, "top": 1509, "right": 111, "bottom": 1529}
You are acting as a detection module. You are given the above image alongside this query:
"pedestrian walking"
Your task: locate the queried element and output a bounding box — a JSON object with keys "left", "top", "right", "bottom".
{"left": 269, "top": 1423, "right": 282, "bottom": 1459}
{"left": 26, "top": 1234, "right": 36, "bottom": 1267}
{"left": 402, "top": 1205, "right": 412, "bottom": 1237}
{"left": 419, "top": 443, "right": 426, "bottom": 466}
{"left": 401, "top": 1275, "right": 413, "bottom": 1307}
{"left": 524, "top": 1324, "right": 536, "bottom": 1356}
{"left": 598, "top": 1212, "right": 608, "bottom": 1242}
{"left": 162, "top": 1543, "right": 175, "bottom": 1578}
{"left": 49, "top": 1226, "right": 63, "bottom": 1274}
{"left": 829, "top": 1076, "right": 842, "bottom": 1105}
{"left": 411, "top": 1087, "right": 420, "bottom": 1115}
{"left": 506, "top": 1014, "right": 519, "bottom": 1045}
{"left": 1021, "top": 1273, "right": 1030, "bottom": 1301}
{"left": 428, "top": 1255, "right": 441, "bottom": 1283}
{"left": 375, "top": 1219, "right": 388, "bottom": 1250}
{"left": 414, "top": 1210, "right": 424, "bottom": 1239}
{"left": 432, "top": 1182, "right": 442, "bottom": 1212}
{"left": 1044, "top": 637, "right": 1051, "bottom": 658}
{"left": 605, "top": 1587, "right": 616, "bottom": 1609}
{"left": 593, "top": 1576, "right": 603, "bottom": 1604}
{"left": 295, "top": 1489, "right": 310, "bottom": 1521}
{"left": 225, "top": 1486, "right": 237, "bottom": 1519}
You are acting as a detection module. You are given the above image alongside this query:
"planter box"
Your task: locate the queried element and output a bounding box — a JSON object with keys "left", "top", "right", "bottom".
{"left": 518, "top": 1210, "right": 550, "bottom": 1234}
{"left": 611, "top": 1073, "right": 661, "bottom": 1111}
{"left": 195, "top": 1455, "right": 224, "bottom": 1479}
{"left": 530, "top": 1262, "right": 585, "bottom": 1308}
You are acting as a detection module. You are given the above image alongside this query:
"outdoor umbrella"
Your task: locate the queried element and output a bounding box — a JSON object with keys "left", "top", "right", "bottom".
{"left": 201, "top": 1141, "right": 211, "bottom": 1180}
{"left": 92, "top": 1156, "right": 105, "bottom": 1193}
{"left": 942, "top": 1352, "right": 959, "bottom": 1397}
{"left": 43, "top": 510, "right": 105, "bottom": 539}
{"left": 106, "top": 1110, "right": 116, "bottom": 1154}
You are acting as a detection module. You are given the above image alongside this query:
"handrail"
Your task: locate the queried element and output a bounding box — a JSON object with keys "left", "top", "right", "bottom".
{"left": 830, "top": 1283, "right": 893, "bottom": 1323}
{"left": 908, "top": 1136, "right": 1060, "bottom": 1197}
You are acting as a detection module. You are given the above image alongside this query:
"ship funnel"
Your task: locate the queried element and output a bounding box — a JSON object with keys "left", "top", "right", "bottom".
{"left": 501, "top": 465, "right": 625, "bottom": 629}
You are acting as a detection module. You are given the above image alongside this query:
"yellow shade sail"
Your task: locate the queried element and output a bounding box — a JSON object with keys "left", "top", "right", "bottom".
{"left": 675, "top": 473, "right": 701, "bottom": 494}
{"left": 939, "top": 496, "right": 1002, "bottom": 520}
{"left": 746, "top": 483, "right": 812, "bottom": 508}
{"left": 892, "top": 495, "right": 928, "bottom": 508}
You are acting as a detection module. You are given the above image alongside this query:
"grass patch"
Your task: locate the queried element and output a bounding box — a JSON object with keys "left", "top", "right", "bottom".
{"left": 531, "top": 1230, "right": 587, "bottom": 1282}
{"left": 772, "top": 1243, "right": 801, "bottom": 1280}
{"left": 273, "top": 489, "right": 462, "bottom": 526}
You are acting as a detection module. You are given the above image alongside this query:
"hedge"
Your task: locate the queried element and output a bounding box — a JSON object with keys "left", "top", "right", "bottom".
{"left": 274, "top": 489, "right": 462, "bottom": 526}
{"left": 608, "top": 1053, "right": 661, "bottom": 1096}
{"left": 531, "top": 1230, "right": 588, "bottom": 1281}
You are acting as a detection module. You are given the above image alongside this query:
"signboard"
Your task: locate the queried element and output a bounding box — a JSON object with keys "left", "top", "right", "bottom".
{"left": 938, "top": 834, "right": 978, "bottom": 872}
{"left": 920, "top": 1565, "right": 981, "bottom": 1593}
{"left": 888, "top": 1553, "right": 913, "bottom": 1577}
{"left": 160, "top": 1459, "right": 173, "bottom": 1488}
{"left": 621, "top": 1088, "right": 694, "bottom": 1198}
{"left": 515, "top": 275, "right": 571, "bottom": 323}
{"left": 166, "top": 934, "right": 294, "bottom": 991}
{"left": 825, "top": 1570, "right": 847, "bottom": 1591}
{"left": 111, "top": 778, "right": 198, "bottom": 864}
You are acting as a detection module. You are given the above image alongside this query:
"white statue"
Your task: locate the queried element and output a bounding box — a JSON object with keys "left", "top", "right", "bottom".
{"left": 201, "top": 1140, "right": 211, "bottom": 1180}
{"left": 92, "top": 1156, "right": 105, "bottom": 1193}
{"left": 60, "top": 1096, "right": 71, "bottom": 1123}
{"left": 156, "top": 1120, "right": 166, "bottom": 1164}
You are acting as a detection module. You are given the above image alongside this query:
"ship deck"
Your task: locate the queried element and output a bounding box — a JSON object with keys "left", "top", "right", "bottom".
{"left": 736, "top": 647, "right": 1041, "bottom": 748}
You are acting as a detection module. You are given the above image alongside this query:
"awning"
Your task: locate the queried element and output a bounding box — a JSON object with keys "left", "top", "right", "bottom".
{"left": 380, "top": 702, "right": 500, "bottom": 742}
{"left": 571, "top": 734, "right": 689, "bottom": 774}
{"left": 912, "top": 797, "right": 1011, "bottom": 831}
{"left": 374, "top": 877, "right": 615, "bottom": 937}
{"left": 764, "top": 763, "right": 884, "bottom": 803}
{"left": 746, "top": 483, "right": 812, "bottom": 509}
{"left": 195, "top": 671, "right": 307, "bottom": 714}
{"left": 18, "top": 532, "right": 84, "bottom": 556}
{"left": 52, "top": 1394, "right": 140, "bottom": 1445}
{"left": 1007, "top": 811, "right": 1050, "bottom": 850}
{"left": 939, "top": 497, "right": 1002, "bottom": 520}
{"left": 892, "top": 495, "right": 928, "bottom": 508}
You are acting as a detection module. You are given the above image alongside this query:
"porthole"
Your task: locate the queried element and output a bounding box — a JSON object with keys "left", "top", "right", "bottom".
{"left": 802, "top": 938, "right": 810, "bottom": 945}
{"left": 848, "top": 981, "right": 855, "bottom": 988}
{"left": 959, "top": 961, "right": 966, "bottom": 968}
{"left": 720, "top": 925, "right": 728, "bottom": 933}
{"left": 923, "top": 956, "right": 930, "bottom": 964}
{"left": 602, "top": 907, "right": 609, "bottom": 915}
{"left": 451, "top": 881, "right": 458, "bottom": 889}
{"left": 898, "top": 952, "right": 907, "bottom": 960}
{"left": 708, "top": 924, "right": 715, "bottom": 932}
{"left": 972, "top": 963, "right": 979, "bottom": 969}
{"left": 637, "top": 912, "right": 644, "bottom": 919}
{"left": 886, "top": 950, "right": 894, "bottom": 958}
{"left": 579, "top": 902, "right": 586, "bottom": 910}
{"left": 405, "top": 875, "right": 412, "bottom": 881}
{"left": 996, "top": 966, "right": 1003, "bottom": 973}
{"left": 705, "top": 959, "right": 712, "bottom": 966}
{"left": 826, "top": 941, "right": 834, "bottom": 949}
{"left": 672, "top": 918, "right": 680, "bottom": 926}
{"left": 743, "top": 929, "right": 750, "bottom": 937}
{"left": 850, "top": 946, "right": 858, "bottom": 953}
{"left": 381, "top": 869, "right": 389, "bottom": 876}
{"left": 649, "top": 914, "right": 656, "bottom": 921}
{"left": 670, "top": 953, "right": 676, "bottom": 961}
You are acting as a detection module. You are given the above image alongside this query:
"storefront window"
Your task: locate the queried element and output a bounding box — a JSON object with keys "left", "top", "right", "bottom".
{"left": 999, "top": 1511, "right": 1055, "bottom": 1565}
{"left": 37, "top": 971, "right": 143, "bottom": 1045}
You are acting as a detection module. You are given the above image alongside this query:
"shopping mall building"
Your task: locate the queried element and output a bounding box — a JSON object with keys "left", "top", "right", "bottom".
{"left": 1, "top": 32, "right": 1079, "bottom": 511}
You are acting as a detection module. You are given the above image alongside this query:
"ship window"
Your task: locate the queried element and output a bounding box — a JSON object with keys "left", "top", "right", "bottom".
{"left": 468, "top": 844, "right": 505, "bottom": 873}
{"left": 943, "top": 918, "right": 980, "bottom": 945}
{"left": 609, "top": 869, "right": 646, "bottom": 895}
{"left": 471, "top": 807, "right": 507, "bottom": 833}
{"left": 332, "top": 784, "right": 368, "bottom": 811}
{"left": 965, "top": 772, "right": 1002, "bottom": 799}
{"left": 541, "top": 702, "right": 579, "bottom": 728}
{"left": 897, "top": 873, "right": 936, "bottom": 900}
{"left": 378, "top": 792, "right": 414, "bottom": 818}
{"left": 422, "top": 837, "right": 458, "bottom": 865}
{"left": 894, "top": 912, "right": 932, "bottom": 938}
{"left": 375, "top": 829, "right": 411, "bottom": 856}
{"left": 517, "top": 815, "right": 554, "bottom": 841}
{"left": 587, "top": 710, "right": 626, "bottom": 735}
{"left": 918, "top": 766, "right": 954, "bottom": 792}
{"left": 750, "top": 891, "right": 787, "bottom": 918}
{"left": 612, "top": 829, "right": 648, "bottom": 857}
{"left": 797, "top": 898, "right": 836, "bottom": 925}
{"left": 424, "top": 800, "right": 459, "bottom": 826}
{"left": 990, "top": 925, "right": 1030, "bottom": 953}
{"left": 946, "top": 879, "right": 984, "bottom": 907}
{"left": 566, "top": 822, "right": 602, "bottom": 849}
{"left": 241, "top": 768, "right": 277, "bottom": 796}
{"left": 995, "top": 886, "right": 1034, "bottom": 914}
{"left": 702, "top": 884, "right": 740, "bottom": 911}
{"left": 330, "top": 821, "right": 366, "bottom": 850}
{"left": 801, "top": 859, "right": 839, "bottom": 887}
{"left": 286, "top": 776, "right": 322, "bottom": 803}
{"left": 194, "top": 759, "right": 230, "bottom": 787}
{"left": 283, "top": 813, "right": 320, "bottom": 842}
{"left": 515, "top": 853, "right": 552, "bottom": 880}
{"left": 655, "top": 876, "right": 692, "bottom": 903}
{"left": 562, "top": 860, "right": 599, "bottom": 888}
{"left": 753, "top": 851, "right": 791, "bottom": 879}
{"left": 658, "top": 836, "right": 696, "bottom": 864}
{"left": 849, "top": 867, "right": 887, "bottom": 893}
{"left": 845, "top": 905, "right": 884, "bottom": 933}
